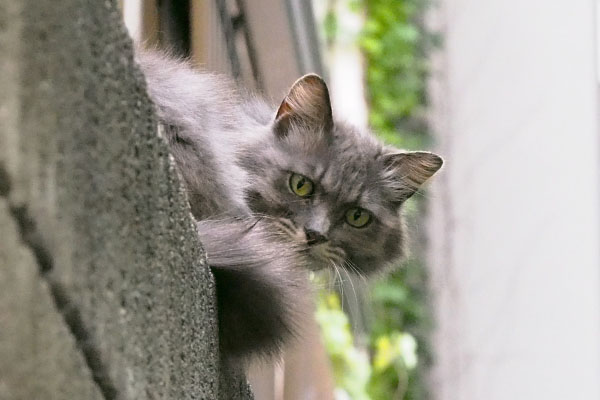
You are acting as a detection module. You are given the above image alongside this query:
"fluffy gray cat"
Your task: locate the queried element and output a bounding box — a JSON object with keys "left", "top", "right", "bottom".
{"left": 137, "top": 51, "right": 443, "bottom": 363}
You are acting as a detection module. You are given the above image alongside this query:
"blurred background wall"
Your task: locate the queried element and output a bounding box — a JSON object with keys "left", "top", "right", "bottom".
{"left": 122, "top": 0, "right": 323, "bottom": 98}
{"left": 427, "top": 1, "right": 600, "bottom": 399}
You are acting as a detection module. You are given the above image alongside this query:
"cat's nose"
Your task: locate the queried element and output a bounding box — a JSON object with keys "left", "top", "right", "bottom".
{"left": 304, "top": 228, "right": 328, "bottom": 246}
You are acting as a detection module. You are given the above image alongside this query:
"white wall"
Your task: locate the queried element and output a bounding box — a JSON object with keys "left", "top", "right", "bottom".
{"left": 428, "top": 1, "right": 600, "bottom": 399}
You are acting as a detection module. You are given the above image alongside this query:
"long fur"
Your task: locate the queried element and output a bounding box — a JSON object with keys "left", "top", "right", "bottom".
{"left": 136, "top": 48, "right": 442, "bottom": 363}
{"left": 196, "top": 218, "right": 310, "bottom": 362}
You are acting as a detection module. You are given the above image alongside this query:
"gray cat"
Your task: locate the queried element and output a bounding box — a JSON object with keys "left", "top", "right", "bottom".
{"left": 137, "top": 51, "right": 443, "bottom": 363}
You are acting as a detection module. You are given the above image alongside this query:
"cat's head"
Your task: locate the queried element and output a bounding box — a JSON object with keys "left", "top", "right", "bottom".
{"left": 239, "top": 74, "right": 442, "bottom": 275}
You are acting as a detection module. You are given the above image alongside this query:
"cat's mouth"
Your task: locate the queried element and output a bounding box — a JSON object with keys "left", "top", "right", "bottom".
{"left": 303, "top": 246, "right": 329, "bottom": 270}
{"left": 305, "top": 243, "right": 347, "bottom": 271}
{"left": 274, "top": 217, "right": 347, "bottom": 270}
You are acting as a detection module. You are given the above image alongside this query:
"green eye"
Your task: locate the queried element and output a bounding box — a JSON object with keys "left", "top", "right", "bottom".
{"left": 289, "top": 173, "right": 314, "bottom": 197}
{"left": 345, "top": 207, "right": 372, "bottom": 228}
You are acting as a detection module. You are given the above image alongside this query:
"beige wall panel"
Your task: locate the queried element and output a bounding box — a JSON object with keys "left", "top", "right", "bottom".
{"left": 428, "top": 1, "right": 600, "bottom": 399}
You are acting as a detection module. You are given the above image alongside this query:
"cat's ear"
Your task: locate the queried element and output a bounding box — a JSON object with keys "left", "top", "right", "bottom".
{"left": 274, "top": 74, "right": 333, "bottom": 137}
{"left": 380, "top": 151, "right": 443, "bottom": 203}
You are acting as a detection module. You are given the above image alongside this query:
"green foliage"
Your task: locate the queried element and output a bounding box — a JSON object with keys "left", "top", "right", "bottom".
{"left": 316, "top": 256, "right": 432, "bottom": 400}
{"left": 356, "top": 0, "right": 434, "bottom": 149}
{"left": 323, "top": 9, "right": 339, "bottom": 44}
{"left": 368, "top": 257, "right": 433, "bottom": 400}
{"left": 316, "top": 291, "right": 372, "bottom": 400}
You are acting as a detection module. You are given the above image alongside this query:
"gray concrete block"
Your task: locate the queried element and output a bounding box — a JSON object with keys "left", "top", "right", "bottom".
{"left": 0, "top": 0, "right": 253, "bottom": 398}
{"left": 0, "top": 199, "right": 103, "bottom": 400}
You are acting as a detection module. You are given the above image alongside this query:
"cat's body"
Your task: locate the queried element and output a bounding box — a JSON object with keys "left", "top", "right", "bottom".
{"left": 140, "top": 52, "right": 268, "bottom": 219}
{"left": 137, "top": 50, "right": 442, "bottom": 363}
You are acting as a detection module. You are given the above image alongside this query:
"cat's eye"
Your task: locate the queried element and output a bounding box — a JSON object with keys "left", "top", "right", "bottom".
{"left": 345, "top": 207, "right": 372, "bottom": 228}
{"left": 289, "top": 173, "right": 314, "bottom": 197}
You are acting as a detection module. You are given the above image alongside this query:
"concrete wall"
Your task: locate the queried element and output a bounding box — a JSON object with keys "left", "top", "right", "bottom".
{"left": 428, "top": 1, "right": 600, "bottom": 399}
{"left": 0, "top": 0, "right": 251, "bottom": 398}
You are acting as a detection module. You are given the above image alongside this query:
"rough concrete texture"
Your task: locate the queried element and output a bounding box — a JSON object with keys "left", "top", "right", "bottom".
{"left": 0, "top": 0, "right": 252, "bottom": 399}
{"left": 0, "top": 199, "right": 103, "bottom": 400}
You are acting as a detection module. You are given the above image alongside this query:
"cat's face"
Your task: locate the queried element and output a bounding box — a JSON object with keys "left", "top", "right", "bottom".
{"left": 240, "top": 75, "right": 442, "bottom": 276}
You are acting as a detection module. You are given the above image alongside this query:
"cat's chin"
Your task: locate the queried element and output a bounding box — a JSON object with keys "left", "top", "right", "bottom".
{"left": 305, "top": 254, "right": 329, "bottom": 271}
{"left": 303, "top": 245, "right": 344, "bottom": 271}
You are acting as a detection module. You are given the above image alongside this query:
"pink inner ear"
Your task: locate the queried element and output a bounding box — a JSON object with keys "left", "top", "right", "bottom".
{"left": 274, "top": 74, "right": 333, "bottom": 133}
{"left": 276, "top": 98, "right": 293, "bottom": 120}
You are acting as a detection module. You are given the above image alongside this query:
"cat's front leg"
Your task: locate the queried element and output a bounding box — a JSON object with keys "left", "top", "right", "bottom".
{"left": 195, "top": 217, "right": 312, "bottom": 363}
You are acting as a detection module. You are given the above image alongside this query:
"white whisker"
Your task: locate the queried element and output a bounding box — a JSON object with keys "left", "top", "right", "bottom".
{"left": 340, "top": 264, "right": 359, "bottom": 311}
